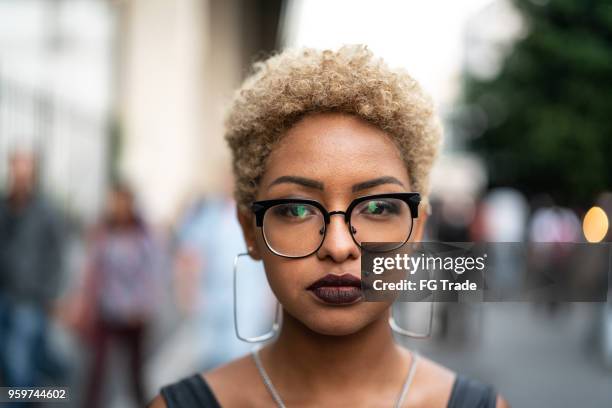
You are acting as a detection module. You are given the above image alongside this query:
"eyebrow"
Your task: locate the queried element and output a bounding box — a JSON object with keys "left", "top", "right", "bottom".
{"left": 352, "top": 176, "right": 405, "bottom": 192}
{"left": 268, "top": 176, "right": 324, "bottom": 190}
{"left": 267, "top": 175, "right": 405, "bottom": 192}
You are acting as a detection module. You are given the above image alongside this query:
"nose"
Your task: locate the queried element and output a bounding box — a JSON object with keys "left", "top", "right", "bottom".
{"left": 316, "top": 213, "right": 360, "bottom": 262}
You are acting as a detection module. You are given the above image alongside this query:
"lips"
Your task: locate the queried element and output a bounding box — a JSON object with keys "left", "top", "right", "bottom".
{"left": 307, "top": 274, "right": 363, "bottom": 305}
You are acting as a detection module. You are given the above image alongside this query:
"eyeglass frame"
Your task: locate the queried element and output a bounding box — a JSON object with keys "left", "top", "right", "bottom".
{"left": 250, "top": 192, "right": 421, "bottom": 259}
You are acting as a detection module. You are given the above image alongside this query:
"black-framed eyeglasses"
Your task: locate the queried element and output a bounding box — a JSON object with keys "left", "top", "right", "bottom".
{"left": 251, "top": 192, "right": 420, "bottom": 258}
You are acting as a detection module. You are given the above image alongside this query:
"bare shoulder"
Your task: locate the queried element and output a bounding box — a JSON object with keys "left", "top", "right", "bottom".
{"left": 409, "top": 354, "right": 457, "bottom": 407}
{"left": 145, "top": 354, "right": 264, "bottom": 408}
{"left": 411, "top": 353, "right": 508, "bottom": 408}
{"left": 204, "top": 352, "right": 258, "bottom": 389}
{"left": 414, "top": 353, "right": 456, "bottom": 381}
{"left": 496, "top": 395, "right": 511, "bottom": 408}
{"left": 204, "top": 353, "right": 270, "bottom": 407}
{"left": 146, "top": 394, "right": 167, "bottom": 408}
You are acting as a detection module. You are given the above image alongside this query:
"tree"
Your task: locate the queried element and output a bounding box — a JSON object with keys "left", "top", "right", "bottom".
{"left": 462, "top": 0, "right": 612, "bottom": 206}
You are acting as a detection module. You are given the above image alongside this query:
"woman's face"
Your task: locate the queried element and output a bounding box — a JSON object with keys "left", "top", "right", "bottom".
{"left": 239, "top": 113, "right": 426, "bottom": 336}
{"left": 107, "top": 190, "right": 133, "bottom": 224}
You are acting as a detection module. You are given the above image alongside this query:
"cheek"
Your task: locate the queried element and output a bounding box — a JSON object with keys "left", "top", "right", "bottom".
{"left": 260, "top": 255, "right": 306, "bottom": 303}
{"left": 304, "top": 301, "right": 391, "bottom": 336}
{"left": 253, "top": 228, "right": 307, "bottom": 294}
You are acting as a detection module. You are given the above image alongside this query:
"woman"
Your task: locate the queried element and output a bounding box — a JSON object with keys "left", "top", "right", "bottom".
{"left": 151, "top": 45, "right": 508, "bottom": 407}
{"left": 82, "top": 183, "right": 159, "bottom": 408}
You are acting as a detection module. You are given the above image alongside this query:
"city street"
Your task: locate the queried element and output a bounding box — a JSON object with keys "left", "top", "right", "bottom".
{"left": 408, "top": 303, "right": 612, "bottom": 407}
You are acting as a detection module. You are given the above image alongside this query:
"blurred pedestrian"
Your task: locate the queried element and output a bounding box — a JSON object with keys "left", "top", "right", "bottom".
{"left": 81, "top": 182, "right": 160, "bottom": 408}
{"left": 528, "top": 199, "right": 581, "bottom": 315}
{"left": 482, "top": 188, "right": 529, "bottom": 294}
{"left": 173, "top": 189, "right": 273, "bottom": 371}
{"left": 0, "top": 149, "right": 66, "bottom": 388}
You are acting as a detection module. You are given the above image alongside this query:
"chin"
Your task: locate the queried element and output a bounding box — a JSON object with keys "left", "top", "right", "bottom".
{"left": 306, "top": 319, "right": 368, "bottom": 336}
{"left": 300, "top": 306, "right": 379, "bottom": 336}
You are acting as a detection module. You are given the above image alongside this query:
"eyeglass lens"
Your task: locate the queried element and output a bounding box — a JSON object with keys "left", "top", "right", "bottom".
{"left": 261, "top": 198, "right": 413, "bottom": 257}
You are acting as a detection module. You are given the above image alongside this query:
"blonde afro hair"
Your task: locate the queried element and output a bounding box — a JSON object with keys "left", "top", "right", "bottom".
{"left": 225, "top": 45, "right": 442, "bottom": 211}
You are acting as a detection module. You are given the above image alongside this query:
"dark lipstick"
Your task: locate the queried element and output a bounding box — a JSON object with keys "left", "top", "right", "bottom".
{"left": 307, "top": 274, "right": 363, "bottom": 305}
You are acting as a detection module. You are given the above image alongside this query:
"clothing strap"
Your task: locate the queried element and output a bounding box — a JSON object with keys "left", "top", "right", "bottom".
{"left": 159, "top": 374, "right": 221, "bottom": 408}
{"left": 447, "top": 374, "right": 497, "bottom": 408}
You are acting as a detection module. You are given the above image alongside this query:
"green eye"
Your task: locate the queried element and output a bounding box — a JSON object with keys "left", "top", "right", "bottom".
{"left": 271, "top": 203, "right": 317, "bottom": 221}
{"left": 360, "top": 200, "right": 401, "bottom": 216}
{"left": 292, "top": 204, "right": 308, "bottom": 218}
{"left": 367, "top": 201, "right": 382, "bottom": 214}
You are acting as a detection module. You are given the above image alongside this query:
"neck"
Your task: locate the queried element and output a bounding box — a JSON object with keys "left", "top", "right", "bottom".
{"left": 266, "top": 307, "right": 408, "bottom": 391}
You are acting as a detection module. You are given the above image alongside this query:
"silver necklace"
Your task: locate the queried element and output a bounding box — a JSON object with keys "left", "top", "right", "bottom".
{"left": 251, "top": 347, "right": 419, "bottom": 408}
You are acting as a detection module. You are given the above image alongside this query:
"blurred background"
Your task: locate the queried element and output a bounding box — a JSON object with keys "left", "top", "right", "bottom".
{"left": 0, "top": 0, "right": 611, "bottom": 406}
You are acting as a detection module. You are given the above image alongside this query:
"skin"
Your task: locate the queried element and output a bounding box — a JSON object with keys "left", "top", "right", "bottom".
{"left": 7, "top": 151, "right": 37, "bottom": 210}
{"left": 150, "top": 113, "right": 508, "bottom": 407}
{"left": 107, "top": 189, "right": 135, "bottom": 225}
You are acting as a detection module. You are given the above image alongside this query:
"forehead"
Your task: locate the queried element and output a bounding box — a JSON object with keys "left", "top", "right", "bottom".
{"left": 261, "top": 113, "right": 410, "bottom": 192}
{"left": 110, "top": 189, "right": 131, "bottom": 200}
{"left": 10, "top": 152, "right": 35, "bottom": 165}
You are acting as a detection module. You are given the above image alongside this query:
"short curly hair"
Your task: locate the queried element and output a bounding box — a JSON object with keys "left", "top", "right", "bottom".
{"left": 225, "top": 44, "right": 442, "bottom": 212}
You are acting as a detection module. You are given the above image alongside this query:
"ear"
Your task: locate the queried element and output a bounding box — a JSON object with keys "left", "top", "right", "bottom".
{"left": 411, "top": 204, "right": 429, "bottom": 242}
{"left": 237, "top": 206, "right": 262, "bottom": 260}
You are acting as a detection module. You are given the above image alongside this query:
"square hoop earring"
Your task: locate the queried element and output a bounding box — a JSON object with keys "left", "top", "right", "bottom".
{"left": 233, "top": 251, "right": 282, "bottom": 342}
{"left": 389, "top": 300, "right": 434, "bottom": 339}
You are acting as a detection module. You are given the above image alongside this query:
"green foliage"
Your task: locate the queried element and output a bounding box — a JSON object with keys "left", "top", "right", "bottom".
{"left": 463, "top": 0, "right": 612, "bottom": 205}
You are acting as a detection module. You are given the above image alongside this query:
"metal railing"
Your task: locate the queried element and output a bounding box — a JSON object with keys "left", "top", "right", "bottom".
{"left": 0, "top": 73, "right": 110, "bottom": 220}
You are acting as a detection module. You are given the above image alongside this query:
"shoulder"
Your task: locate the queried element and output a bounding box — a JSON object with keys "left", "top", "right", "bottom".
{"left": 150, "top": 372, "right": 220, "bottom": 408}
{"left": 447, "top": 374, "right": 499, "bottom": 408}
{"left": 32, "top": 195, "right": 61, "bottom": 218}
{"left": 151, "top": 353, "right": 268, "bottom": 408}
{"left": 147, "top": 394, "right": 167, "bottom": 408}
{"left": 409, "top": 354, "right": 507, "bottom": 408}
{"left": 204, "top": 353, "right": 271, "bottom": 407}
{"left": 408, "top": 354, "right": 456, "bottom": 407}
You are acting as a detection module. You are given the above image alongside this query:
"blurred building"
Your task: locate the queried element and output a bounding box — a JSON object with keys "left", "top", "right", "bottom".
{"left": 116, "top": 0, "right": 282, "bottom": 224}
{"left": 0, "top": 0, "right": 114, "bottom": 220}
{"left": 1, "top": 0, "right": 283, "bottom": 225}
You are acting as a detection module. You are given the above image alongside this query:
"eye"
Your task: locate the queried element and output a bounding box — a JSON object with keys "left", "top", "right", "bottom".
{"left": 358, "top": 199, "right": 401, "bottom": 216}
{"left": 272, "top": 203, "right": 317, "bottom": 220}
